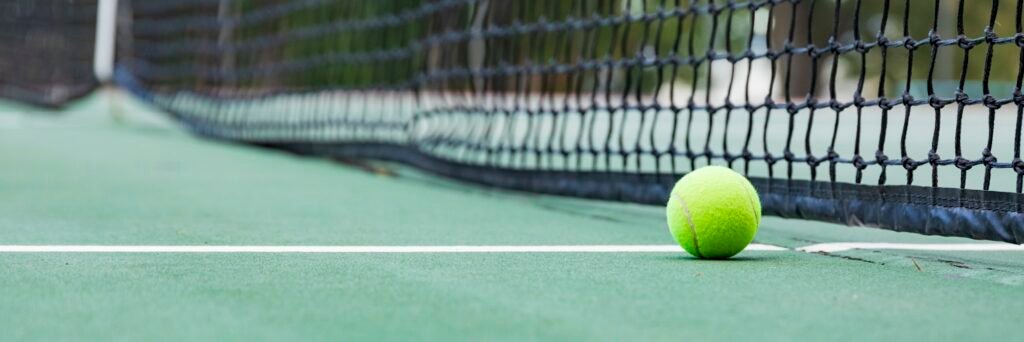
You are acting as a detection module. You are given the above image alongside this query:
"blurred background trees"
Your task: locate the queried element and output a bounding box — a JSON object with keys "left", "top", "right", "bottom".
{"left": 132, "top": 0, "right": 1021, "bottom": 100}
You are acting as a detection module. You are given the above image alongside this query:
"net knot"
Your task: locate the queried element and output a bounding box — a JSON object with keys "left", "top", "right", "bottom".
{"left": 876, "top": 35, "right": 890, "bottom": 47}
{"left": 708, "top": 2, "right": 725, "bottom": 15}
{"left": 982, "top": 149, "right": 997, "bottom": 166}
{"left": 783, "top": 151, "right": 795, "bottom": 162}
{"left": 901, "top": 157, "right": 918, "bottom": 171}
{"left": 853, "top": 93, "right": 866, "bottom": 107}
{"left": 875, "top": 150, "right": 889, "bottom": 166}
{"left": 1013, "top": 159, "right": 1024, "bottom": 174}
{"left": 829, "top": 99, "right": 844, "bottom": 111}
{"left": 828, "top": 39, "right": 842, "bottom": 54}
{"left": 902, "top": 36, "right": 917, "bottom": 50}
{"left": 928, "top": 151, "right": 941, "bottom": 166}
{"left": 956, "top": 35, "right": 974, "bottom": 49}
{"left": 808, "top": 45, "right": 823, "bottom": 59}
{"left": 954, "top": 156, "right": 972, "bottom": 171}
{"left": 1015, "top": 90, "right": 1024, "bottom": 106}
{"left": 1016, "top": 33, "right": 1024, "bottom": 47}
{"left": 928, "top": 95, "right": 946, "bottom": 109}
{"left": 724, "top": 152, "right": 737, "bottom": 163}
{"left": 928, "top": 31, "right": 942, "bottom": 46}
{"left": 877, "top": 97, "right": 894, "bottom": 110}
{"left": 854, "top": 40, "right": 870, "bottom": 54}
{"left": 955, "top": 90, "right": 969, "bottom": 103}
{"left": 668, "top": 55, "right": 682, "bottom": 67}
{"left": 741, "top": 150, "right": 753, "bottom": 160}
{"left": 705, "top": 50, "right": 719, "bottom": 61}
{"left": 901, "top": 93, "right": 914, "bottom": 105}
{"left": 985, "top": 29, "right": 999, "bottom": 43}
{"left": 983, "top": 95, "right": 1001, "bottom": 109}
{"left": 741, "top": 50, "right": 756, "bottom": 61}
{"left": 826, "top": 149, "right": 839, "bottom": 162}
{"left": 802, "top": 154, "right": 816, "bottom": 167}
{"left": 852, "top": 155, "right": 867, "bottom": 170}
{"left": 669, "top": 102, "right": 682, "bottom": 112}
{"left": 786, "top": 102, "right": 799, "bottom": 114}
{"left": 804, "top": 97, "right": 818, "bottom": 108}
{"left": 764, "top": 152, "right": 776, "bottom": 165}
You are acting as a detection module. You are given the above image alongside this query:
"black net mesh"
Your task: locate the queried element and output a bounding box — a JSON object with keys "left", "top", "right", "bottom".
{"left": 116, "top": 0, "right": 1024, "bottom": 243}
{"left": 0, "top": 0, "right": 99, "bottom": 107}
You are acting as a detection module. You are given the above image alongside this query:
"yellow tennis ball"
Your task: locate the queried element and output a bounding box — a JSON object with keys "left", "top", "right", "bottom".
{"left": 666, "top": 166, "right": 761, "bottom": 259}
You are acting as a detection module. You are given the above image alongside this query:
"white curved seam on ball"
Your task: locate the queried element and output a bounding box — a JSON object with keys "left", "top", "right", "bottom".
{"left": 674, "top": 192, "right": 703, "bottom": 258}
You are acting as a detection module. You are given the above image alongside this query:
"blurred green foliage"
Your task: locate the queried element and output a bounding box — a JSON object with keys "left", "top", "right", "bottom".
{"left": 150, "top": 0, "right": 1020, "bottom": 97}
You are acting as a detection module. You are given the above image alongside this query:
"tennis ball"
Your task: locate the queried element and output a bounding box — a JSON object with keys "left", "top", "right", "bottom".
{"left": 666, "top": 166, "right": 761, "bottom": 259}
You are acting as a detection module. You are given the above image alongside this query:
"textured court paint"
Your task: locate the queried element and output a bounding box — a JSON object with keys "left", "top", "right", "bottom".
{"left": 3, "top": 95, "right": 1024, "bottom": 340}
{"left": 5, "top": 253, "right": 1024, "bottom": 341}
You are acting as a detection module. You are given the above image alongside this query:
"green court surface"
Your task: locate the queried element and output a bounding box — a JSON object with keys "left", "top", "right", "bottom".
{"left": 3, "top": 93, "right": 1024, "bottom": 340}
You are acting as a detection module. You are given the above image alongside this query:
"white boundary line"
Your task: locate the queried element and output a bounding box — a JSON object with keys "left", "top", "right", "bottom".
{"left": 0, "top": 243, "right": 1020, "bottom": 254}
{"left": 0, "top": 244, "right": 784, "bottom": 253}
{"left": 797, "top": 243, "right": 1024, "bottom": 253}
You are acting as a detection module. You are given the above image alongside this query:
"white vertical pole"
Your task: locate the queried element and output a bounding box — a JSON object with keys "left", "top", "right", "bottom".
{"left": 93, "top": 0, "right": 118, "bottom": 83}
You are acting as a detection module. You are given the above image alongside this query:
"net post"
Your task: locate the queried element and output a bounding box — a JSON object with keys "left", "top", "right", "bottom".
{"left": 94, "top": 0, "right": 118, "bottom": 84}
{"left": 94, "top": 0, "right": 120, "bottom": 120}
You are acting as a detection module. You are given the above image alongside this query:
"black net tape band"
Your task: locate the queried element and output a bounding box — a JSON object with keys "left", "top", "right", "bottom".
{"left": 116, "top": 0, "right": 1024, "bottom": 243}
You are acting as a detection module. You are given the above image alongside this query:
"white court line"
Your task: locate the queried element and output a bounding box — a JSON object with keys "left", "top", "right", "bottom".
{"left": 0, "top": 243, "right": 1021, "bottom": 254}
{"left": 797, "top": 243, "right": 1024, "bottom": 253}
{"left": 0, "top": 244, "right": 786, "bottom": 253}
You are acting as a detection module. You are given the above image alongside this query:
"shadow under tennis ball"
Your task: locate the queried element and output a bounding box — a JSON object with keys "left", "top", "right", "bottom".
{"left": 657, "top": 254, "right": 783, "bottom": 262}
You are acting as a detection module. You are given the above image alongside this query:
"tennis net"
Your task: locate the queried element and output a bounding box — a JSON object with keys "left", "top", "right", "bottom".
{"left": 0, "top": 0, "right": 99, "bottom": 107}
{"left": 114, "top": 0, "right": 1024, "bottom": 243}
